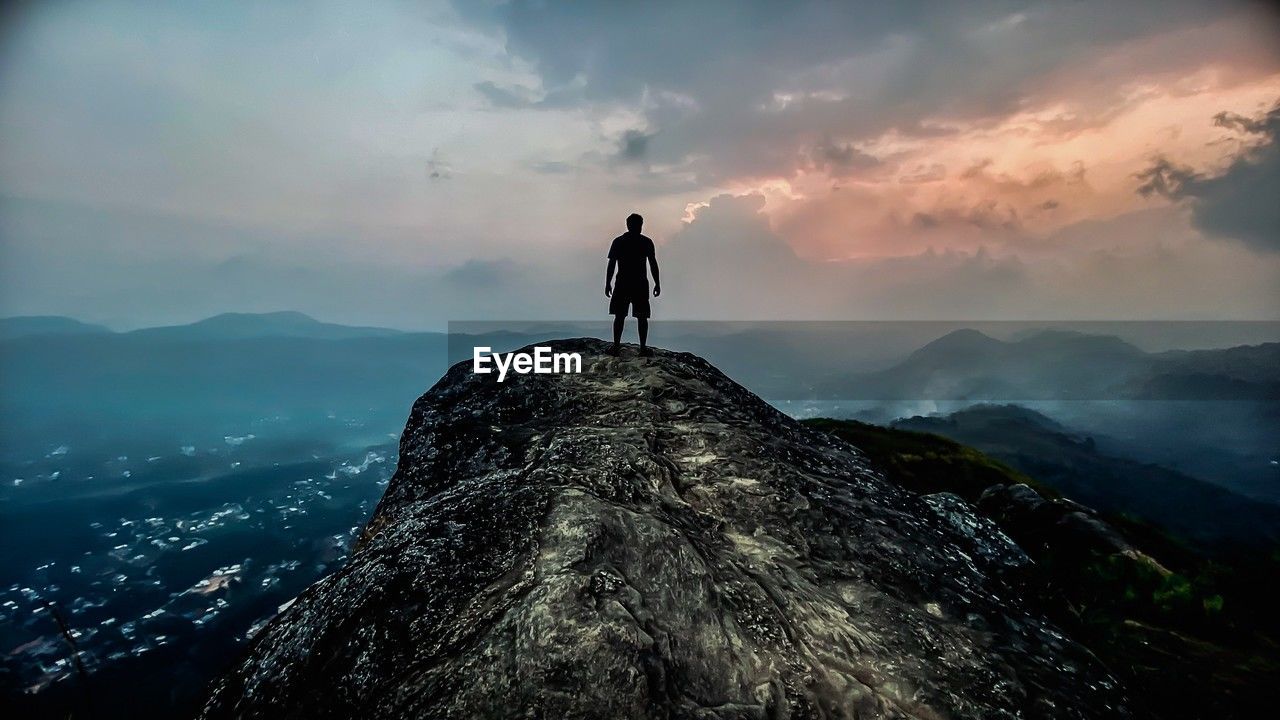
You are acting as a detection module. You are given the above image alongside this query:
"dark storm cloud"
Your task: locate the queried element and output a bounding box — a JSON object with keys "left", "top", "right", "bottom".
{"left": 1136, "top": 101, "right": 1280, "bottom": 252}
{"left": 807, "top": 137, "right": 880, "bottom": 176}
{"left": 458, "top": 0, "right": 1232, "bottom": 183}
{"left": 910, "top": 201, "right": 1020, "bottom": 232}
{"left": 1134, "top": 157, "right": 1201, "bottom": 199}
{"left": 1214, "top": 106, "right": 1279, "bottom": 135}
{"left": 617, "top": 129, "right": 653, "bottom": 162}
{"left": 462, "top": 0, "right": 1216, "bottom": 101}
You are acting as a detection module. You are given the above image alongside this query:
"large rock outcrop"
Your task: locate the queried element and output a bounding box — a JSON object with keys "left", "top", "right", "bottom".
{"left": 202, "top": 339, "right": 1130, "bottom": 719}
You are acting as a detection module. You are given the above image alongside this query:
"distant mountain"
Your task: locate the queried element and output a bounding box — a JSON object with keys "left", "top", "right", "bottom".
{"left": 820, "top": 328, "right": 1278, "bottom": 400}
{"left": 1133, "top": 342, "right": 1280, "bottom": 397}
{"left": 0, "top": 317, "right": 445, "bottom": 455}
{"left": 0, "top": 315, "right": 110, "bottom": 339}
{"left": 1, "top": 311, "right": 409, "bottom": 342}
{"left": 892, "top": 404, "right": 1280, "bottom": 555}
{"left": 126, "top": 311, "right": 403, "bottom": 341}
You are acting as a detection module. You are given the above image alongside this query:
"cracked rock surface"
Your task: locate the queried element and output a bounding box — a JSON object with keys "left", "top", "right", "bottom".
{"left": 202, "top": 338, "right": 1130, "bottom": 719}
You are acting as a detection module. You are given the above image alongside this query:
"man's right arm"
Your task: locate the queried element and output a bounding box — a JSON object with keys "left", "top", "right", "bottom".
{"left": 605, "top": 258, "right": 616, "bottom": 297}
{"left": 647, "top": 240, "right": 660, "bottom": 297}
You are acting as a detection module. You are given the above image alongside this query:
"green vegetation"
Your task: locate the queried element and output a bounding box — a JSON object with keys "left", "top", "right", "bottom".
{"left": 889, "top": 404, "right": 1280, "bottom": 554}
{"left": 802, "top": 417, "right": 1053, "bottom": 500}
{"left": 804, "top": 416, "right": 1280, "bottom": 719}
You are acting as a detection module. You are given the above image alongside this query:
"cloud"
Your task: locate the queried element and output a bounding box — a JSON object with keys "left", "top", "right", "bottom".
{"left": 529, "top": 160, "right": 576, "bottom": 174}
{"left": 3, "top": 1, "right": 1279, "bottom": 327}
{"left": 900, "top": 163, "right": 947, "bottom": 184}
{"left": 474, "top": 80, "right": 537, "bottom": 109}
{"left": 454, "top": 0, "right": 1260, "bottom": 187}
{"left": 442, "top": 259, "right": 523, "bottom": 287}
{"left": 617, "top": 129, "right": 653, "bottom": 162}
{"left": 1135, "top": 100, "right": 1280, "bottom": 251}
{"left": 910, "top": 202, "right": 1019, "bottom": 232}
{"left": 452, "top": 0, "right": 1280, "bottom": 270}
{"left": 657, "top": 191, "right": 1280, "bottom": 321}
{"left": 4, "top": 188, "right": 1277, "bottom": 328}
{"left": 426, "top": 149, "right": 453, "bottom": 180}
{"left": 473, "top": 80, "right": 583, "bottom": 109}
{"left": 806, "top": 137, "right": 880, "bottom": 176}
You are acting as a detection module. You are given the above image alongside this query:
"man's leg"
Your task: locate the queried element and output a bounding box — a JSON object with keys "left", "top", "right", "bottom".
{"left": 637, "top": 318, "right": 648, "bottom": 350}
{"left": 611, "top": 314, "right": 625, "bottom": 352}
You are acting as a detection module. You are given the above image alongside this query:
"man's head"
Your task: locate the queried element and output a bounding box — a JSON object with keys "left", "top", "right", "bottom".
{"left": 626, "top": 213, "right": 643, "bottom": 233}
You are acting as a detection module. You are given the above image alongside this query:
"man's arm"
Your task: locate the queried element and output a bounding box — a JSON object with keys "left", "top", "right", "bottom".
{"left": 648, "top": 250, "right": 660, "bottom": 297}
{"left": 605, "top": 258, "right": 616, "bottom": 297}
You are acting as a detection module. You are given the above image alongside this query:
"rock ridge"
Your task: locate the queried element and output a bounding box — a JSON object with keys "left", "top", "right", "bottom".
{"left": 202, "top": 338, "right": 1129, "bottom": 719}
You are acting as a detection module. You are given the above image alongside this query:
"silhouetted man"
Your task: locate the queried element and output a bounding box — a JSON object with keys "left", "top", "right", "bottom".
{"left": 605, "top": 213, "right": 660, "bottom": 356}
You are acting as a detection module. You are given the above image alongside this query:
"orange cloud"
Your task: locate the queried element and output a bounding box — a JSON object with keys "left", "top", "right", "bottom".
{"left": 704, "top": 8, "right": 1280, "bottom": 262}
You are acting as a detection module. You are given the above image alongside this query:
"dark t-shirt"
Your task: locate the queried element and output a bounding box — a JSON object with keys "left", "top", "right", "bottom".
{"left": 608, "top": 232, "right": 655, "bottom": 292}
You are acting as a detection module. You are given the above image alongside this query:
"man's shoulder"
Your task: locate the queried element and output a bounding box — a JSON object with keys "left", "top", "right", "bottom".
{"left": 610, "top": 232, "right": 653, "bottom": 251}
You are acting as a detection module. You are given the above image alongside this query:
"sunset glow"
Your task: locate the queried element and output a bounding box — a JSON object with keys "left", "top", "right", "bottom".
{"left": 1, "top": 1, "right": 1278, "bottom": 325}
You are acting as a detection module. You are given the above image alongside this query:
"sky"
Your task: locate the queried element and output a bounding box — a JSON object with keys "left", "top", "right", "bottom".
{"left": 0, "top": 0, "right": 1278, "bottom": 329}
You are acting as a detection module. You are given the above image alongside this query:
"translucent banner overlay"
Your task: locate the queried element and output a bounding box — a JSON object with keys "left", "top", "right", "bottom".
{"left": 447, "top": 320, "right": 1279, "bottom": 402}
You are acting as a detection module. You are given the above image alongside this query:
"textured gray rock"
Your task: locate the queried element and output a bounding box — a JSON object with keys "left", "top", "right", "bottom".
{"left": 202, "top": 339, "right": 1130, "bottom": 719}
{"left": 977, "top": 483, "right": 1134, "bottom": 558}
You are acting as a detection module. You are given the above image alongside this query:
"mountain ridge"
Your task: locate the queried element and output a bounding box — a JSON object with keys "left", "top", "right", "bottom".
{"left": 821, "top": 328, "right": 1278, "bottom": 401}
{"left": 125, "top": 311, "right": 406, "bottom": 340}
{"left": 803, "top": 414, "right": 1280, "bottom": 719}
{"left": 201, "top": 338, "right": 1130, "bottom": 719}
{"left": 891, "top": 404, "right": 1280, "bottom": 552}
{"left": 0, "top": 311, "right": 414, "bottom": 340}
{"left": 0, "top": 315, "right": 111, "bottom": 339}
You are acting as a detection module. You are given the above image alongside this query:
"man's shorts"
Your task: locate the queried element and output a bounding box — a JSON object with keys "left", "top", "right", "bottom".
{"left": 609, "top": 287, "right": 651, "bottom": 318}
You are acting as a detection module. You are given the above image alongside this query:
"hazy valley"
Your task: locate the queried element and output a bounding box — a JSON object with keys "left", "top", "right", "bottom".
{"left": 1, "top": 313, "right": 1277, "bottom": 717}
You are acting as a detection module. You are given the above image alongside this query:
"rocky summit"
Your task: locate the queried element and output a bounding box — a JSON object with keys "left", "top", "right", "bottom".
{"left": 201, "top": 339, "right": 1130, "bottom": 720}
